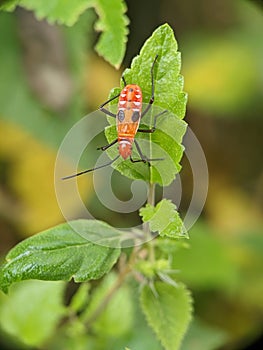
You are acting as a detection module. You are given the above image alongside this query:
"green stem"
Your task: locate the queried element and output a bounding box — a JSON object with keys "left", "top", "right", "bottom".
{"left": 148, "top": 182, "right": 156, "bottom": 207}
{"left": 146, "top": 182, "right": 156, "bottom": 263}
{"left": 81, "top": 249, "right": 138, "bottom": 328}
{"left": 83, "top": 267, "right": 130, "bottom": 328}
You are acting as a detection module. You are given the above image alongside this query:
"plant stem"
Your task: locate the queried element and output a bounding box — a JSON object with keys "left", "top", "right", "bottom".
{"left": 148, "top": 182, "right": 156, "bottom": 207}
{"left": 82, "top": 253, "right": 134, "bottom": 328}
{"left": 84, "top": 277, "right": 124, "bottom": 327}
{"left": 146, "top": 182, "right": 156, "bottom": 263}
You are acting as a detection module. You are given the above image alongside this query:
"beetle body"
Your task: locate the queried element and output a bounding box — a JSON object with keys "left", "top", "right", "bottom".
{"left": 117, "top": 84, "right": 142, "bottom": 159}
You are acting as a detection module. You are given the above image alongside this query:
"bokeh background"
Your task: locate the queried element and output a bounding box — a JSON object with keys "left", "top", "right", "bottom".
{"left": 0, "top": 0, "right": 263, "bottom": 349}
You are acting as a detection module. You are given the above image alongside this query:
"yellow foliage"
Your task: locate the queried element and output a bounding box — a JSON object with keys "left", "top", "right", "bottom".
{"left": 183, "top": 40, "right": 257, "bottom": 115}
{"left": 206, "top": 178, "right": 262, "bottom": 235}
{"left": 0, "top": 121, "right": 92, "bottom": 236}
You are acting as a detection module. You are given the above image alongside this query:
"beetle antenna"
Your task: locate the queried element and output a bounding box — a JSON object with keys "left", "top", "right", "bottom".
{"left": 62, "top": 155, "right": 120, "bottom": 180}
{"left": 122, "top": 76, "right": 127, "bottom": 86}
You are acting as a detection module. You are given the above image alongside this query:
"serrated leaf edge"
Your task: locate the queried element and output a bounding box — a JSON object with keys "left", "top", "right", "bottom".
{"left": 140, "top": 282, "right": 193, "bottom": 350}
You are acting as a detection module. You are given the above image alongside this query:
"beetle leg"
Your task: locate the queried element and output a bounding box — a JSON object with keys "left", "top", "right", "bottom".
{"left": 97, "top": 138, "right": 118, "bottom": 151}
{"left": 99, "top": 93, "right": 120, "bottom": 118}
{"left": 141, "top": 54, "right": 158, "bottom": 119}
{"left": 138, "top": 110, "right": 167, "bottom": 133}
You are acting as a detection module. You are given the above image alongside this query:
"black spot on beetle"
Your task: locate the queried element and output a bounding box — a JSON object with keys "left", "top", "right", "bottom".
{"left": 132, "top": 111, "right": 140, "bottom": 122}
{"left": 117, "top": 110, "right": 125, "bottom": 122}
{"left": 129, "top": 88, "right": 134, "bottom": 92}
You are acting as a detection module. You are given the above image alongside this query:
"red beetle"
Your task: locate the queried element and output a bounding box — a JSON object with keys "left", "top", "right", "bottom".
{"left": 63, "top": 55, "right": 166, "bottom": 180}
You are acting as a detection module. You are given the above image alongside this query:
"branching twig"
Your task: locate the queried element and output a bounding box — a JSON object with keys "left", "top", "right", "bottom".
{"left": 82, "top": 248, "right": 137, "bottom": 328}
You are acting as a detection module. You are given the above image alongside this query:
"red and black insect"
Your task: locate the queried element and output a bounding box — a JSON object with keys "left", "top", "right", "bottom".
{"left": 63, "top": 55, "right": 166, "bottom": 180}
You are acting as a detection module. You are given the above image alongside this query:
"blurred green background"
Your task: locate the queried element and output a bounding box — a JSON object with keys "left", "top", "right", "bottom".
{"left": 0, "top": 0, "right": 263, "bottom": 349}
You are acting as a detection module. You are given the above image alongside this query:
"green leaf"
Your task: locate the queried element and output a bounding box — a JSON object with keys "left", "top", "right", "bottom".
{"left": 0, "top": 280, "right": 65, "bottom": 347}
{"left": 1, "top": 0, "right": 129, "bottom": 67}
{"left": 140, "top": 281, "right": 192, "bottom": 350}
{"left": 120, "top": 23, "right": 187, "bottom": 116}
{"left": 0, "top": 220, "right": 121, "bottom": 293}
{"left": 1, "top": 0, "right": 91, "bottom": 25}
{"left": 93, "top": 0, "right": 129, "bottom": 68}
{"left": 0, "top": 0, "right": 16, "bottom": 10}
{"left": 140, "top": 199, "right": 187, "bottom": 239}
{"left": 104, "top": 24, "right": 187, "bottom": 185}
